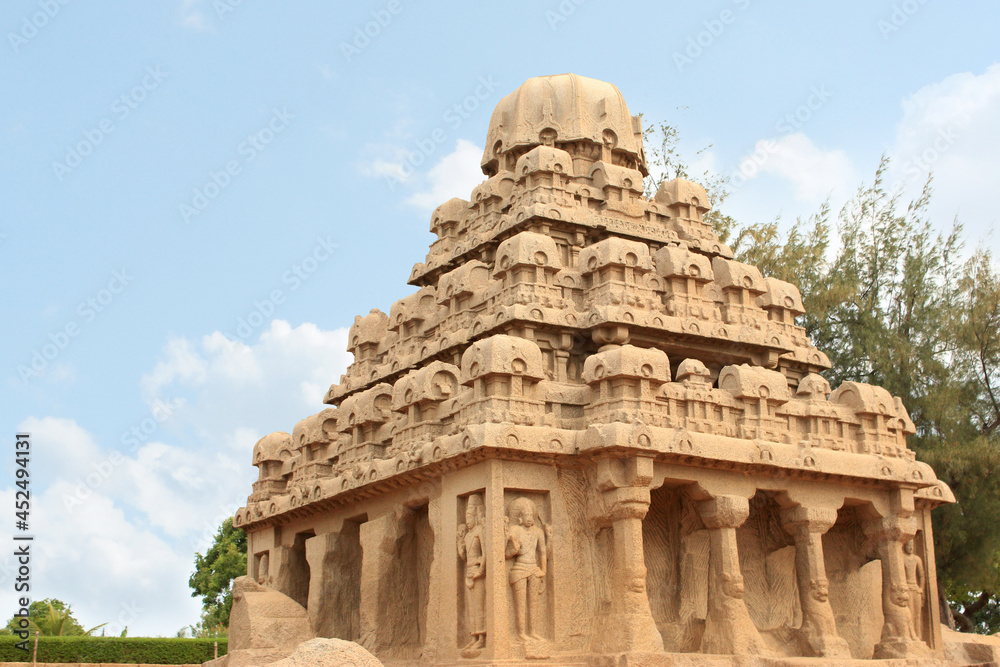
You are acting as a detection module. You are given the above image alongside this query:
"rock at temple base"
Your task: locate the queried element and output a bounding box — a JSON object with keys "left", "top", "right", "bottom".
{"left": 264, "top": 638, "right": 384, "bottom": 667}
{"left": 941, "top": 625, "right": 1000, "bottom": 666}
{"left": 204, "top": 577, "right": 314, "bottom": 667}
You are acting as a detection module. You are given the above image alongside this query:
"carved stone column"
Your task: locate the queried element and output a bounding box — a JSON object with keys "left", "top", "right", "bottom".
{"left": 696, "top": 495, "right": 766, "bottom": 655}
{"left": 553, "top": 332, "right": 573, "bottom": 383}
{"left": 358, "top": 509, "right": 424, "bottom": 656}
{"left": 305, "top": 533, "right": 339, "bottom": 638}
{"left": 483, "top": 465, "right": 513, "bottom": 660}
{"left": 864, "top": 503, "right": 930, "bottom": 659}
{"left": 779, "top": 506, "right": 851, "bottom": 658}
{"left": 270, "top": 542, "right": 309, "bottom": 610}
{"left": 358, "top": 515, "right": 394, "bottom": 654}
{"left": 592, "top": 456, "right": 663, "bottom": 654}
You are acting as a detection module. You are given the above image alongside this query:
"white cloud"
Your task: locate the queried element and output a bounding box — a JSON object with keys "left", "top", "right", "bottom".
{"left": 140, "top": 337, "right": 209, "bottom": 399}
{"left": 1, "top": 321, "right": 353, "bottom": 636}
{"left": 357, "top": 120, "right": 486, "bottom": 209}
{"left": 17, "top": 416, "right": 104, "bottom": 482}
{"left": 752, "top": 133, "right": 856, "bottom": 204}
{"left": 719, "top": 132, "right": 856, "bottom": 234}
{"left": 141, "top": 320, "right": 351, "bottom": 447}
{"left": 404, "top": 139, "right": 485, "bottom": 210}
{"left": 134, "top": 320, "right": 351, "bottom": 538}
{"left": 355, "top": 116, "right": 418, "bottom": 179}
{"left": 178, "top": 0, "right": 213, "bottom": 32}
{"left": 121, "top": 440, "right": 246, "bottom": 540}
{"left": 723, "top": 66, "right": 1000, "bottom": 245}
{"left": 0, "top": 470, "right": 201, "bottom": 637}
{"left": 359, "top": 156, "right": 411, "bottom": 183}
{"left": 889, "top": 63, "right": 1000, "bottom": 241}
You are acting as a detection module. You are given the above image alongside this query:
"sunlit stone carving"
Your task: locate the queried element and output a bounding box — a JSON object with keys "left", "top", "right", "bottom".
{"left": 225, "top": 74, "right": 964, "bottom": 666}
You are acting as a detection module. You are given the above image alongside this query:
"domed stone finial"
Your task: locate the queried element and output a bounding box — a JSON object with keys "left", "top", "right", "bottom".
{"left": 481, "top": 73, "right": 647, "bottom": 178}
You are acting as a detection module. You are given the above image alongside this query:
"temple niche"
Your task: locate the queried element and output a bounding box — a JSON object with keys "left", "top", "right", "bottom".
{"left": 227, "top": 74, "right": 963, "bottom": 666}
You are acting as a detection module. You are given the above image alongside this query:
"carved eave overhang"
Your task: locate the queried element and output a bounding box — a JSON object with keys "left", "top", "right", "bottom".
{"left": 325, "top": 310, "right": 825, "bottom": 407}
{"left": 234, "top": 421, "right": 951, "bottom": 531}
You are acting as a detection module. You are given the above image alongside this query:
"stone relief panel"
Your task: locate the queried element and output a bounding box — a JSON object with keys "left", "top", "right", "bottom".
{"left": 456, "top": 492, "right": 487, "bottom": 656}
{"left": 823, "top": 507, "right": 883, "bottom": 658}
{"left": 642, "top": 485, "right": 711, "bottom": 653}
{"left": 905, "top": 533, "right": 927, "bottom": 642}
{"left": 737, "top": 492, "right": 799, "bottom": 643}
{"left": 504, "top": 490, "right": 552, "bottom": 659}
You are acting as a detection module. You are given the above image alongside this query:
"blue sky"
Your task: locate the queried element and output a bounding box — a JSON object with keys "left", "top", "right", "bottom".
{"left": 1, "top": 0, "right": 998, "bottom": 637}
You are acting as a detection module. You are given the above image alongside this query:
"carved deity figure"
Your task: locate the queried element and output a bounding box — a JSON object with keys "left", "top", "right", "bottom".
{"left": 457, "top": 493, "right": 486, "bottom": 652}
{"left": 505, "top": 497, "right": 548, "bottom": 642}
{"left": 903, "top": 540, "right": 925, "bottom": 639}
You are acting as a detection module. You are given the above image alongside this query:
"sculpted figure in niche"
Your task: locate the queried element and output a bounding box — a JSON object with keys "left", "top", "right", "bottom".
{"left": 505, "top": 497, "right": 548, "bottom": 644}
{"left": 903, "top": 539, "right": 925, "bottom": 639}
{"left": 457, "top": 493, "right": 486, "bottom": 653}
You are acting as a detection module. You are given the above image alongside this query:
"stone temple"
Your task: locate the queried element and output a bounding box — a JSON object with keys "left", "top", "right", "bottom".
{"left": 225, "top": 74, "right": 966, "bottom": 666}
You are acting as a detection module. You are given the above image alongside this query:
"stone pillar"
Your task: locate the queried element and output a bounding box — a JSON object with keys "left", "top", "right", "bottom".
{"left": 359, "top": 514, "right": 395, "bottom": 655}
{"left": 592, "top": 456, "right": 663, "bottom": 654}
{"left": 483, "top": 463, "right": 512, "bottom": 660}
{"left": 359, "top": 510, "right": 425, "bottom": 656}
{"left": 779, "top": 506, "right": 851, "bottom": 658}
{"left": 554, "top": 333, "right": 573, "bottom": 383}
{"left": 305, "top": 524, "right": 363, "bottom": 642}
{"left": 270, "top": 543, "right": 309, "bottom": 610}
{"left": 696, "top": 495, "right": 766, "bottom": 655}
{"left": 434, "top": 490, "right": 460, "bottom": 662}
{"left": 305, "top": 533, "right": 338, "bottom": 637}
{"left": 917, "top": 507, "right": 943, "bottom": 650}
{"left": 863, "top": 497, "right": 930, "bottom": 659}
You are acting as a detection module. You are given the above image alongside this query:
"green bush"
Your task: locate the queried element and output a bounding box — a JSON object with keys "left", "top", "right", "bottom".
{"left": 0, "top": 636, "right": 227, "bottom": 663}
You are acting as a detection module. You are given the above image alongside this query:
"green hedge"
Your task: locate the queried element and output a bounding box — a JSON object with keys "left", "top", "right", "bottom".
{"left": 0, "top": 636, "right": 228, "bottom": 664}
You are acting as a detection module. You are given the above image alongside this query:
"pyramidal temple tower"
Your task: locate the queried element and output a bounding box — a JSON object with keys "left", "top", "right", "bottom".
{"left": 230, "top": 74, "right": 959, "bottom": 666}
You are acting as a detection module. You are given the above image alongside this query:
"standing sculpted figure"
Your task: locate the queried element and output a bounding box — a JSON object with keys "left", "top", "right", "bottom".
{"left": 505, "top": 497, "right": 548, "bottom": 645}
{"left": 903, "top": 539, "right": 925, "bottom": 639}
{"left": 457, "top": 493, "right": 486, "bottom": 653}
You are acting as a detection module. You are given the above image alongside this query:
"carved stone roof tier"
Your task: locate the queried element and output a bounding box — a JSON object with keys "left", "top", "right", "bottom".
{"left": 481, "top": 73, "right": 647, "bottom": 178}
{"left": 252, "top": 431, "right": 291, "bottom": 466}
